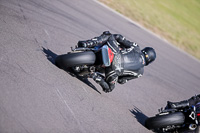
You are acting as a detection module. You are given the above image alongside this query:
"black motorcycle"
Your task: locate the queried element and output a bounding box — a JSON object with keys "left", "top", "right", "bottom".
{"left": 55, "top": 44, "right": 115, "bottom": 77}
{"left": 145, "top": 103, "right": 200, "bottom": 133}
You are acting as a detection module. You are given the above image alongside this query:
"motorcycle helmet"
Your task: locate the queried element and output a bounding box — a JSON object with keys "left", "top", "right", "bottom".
{"left": 141, "top": 47, "right": 156, "bottom": 66}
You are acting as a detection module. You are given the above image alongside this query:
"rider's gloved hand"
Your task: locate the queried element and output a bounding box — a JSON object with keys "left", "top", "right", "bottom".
{"left": 77, "top": 41, "right": 88, "bottom": 47}
{"left": 188, "top": 94, "right": 200, "bottom": 105}
{"left": 166, "top": 100, "right": 189, "bottom": 109}
{"left": 78, "top": 40, "right": 96, "bottom": 48}
{"left": 103, "top": 31, "right": 111, "bottom": 35}
{"left": 166, "top": 101, "right": 175, "bottom": 109}
{"left": 190, "top": 94, "right": 200, "bottom": 100}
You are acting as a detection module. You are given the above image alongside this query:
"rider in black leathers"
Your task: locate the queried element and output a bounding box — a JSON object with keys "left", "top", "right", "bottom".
{"left": 77, "top": 31, "right": 156, "bottom": 93}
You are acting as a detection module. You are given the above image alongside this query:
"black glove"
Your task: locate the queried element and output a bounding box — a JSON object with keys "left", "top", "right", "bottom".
{"left": 103, "top": 31, "right": 111, "bottom": 35}
{"left": 192, "top": 94, "right": 200, "bottom": 100}
{"left": 188, "top": 94, "right": 200, "bottom": 105}
{"left": 77, "top": 41, "right": 88, "bottom": 47}
{"left": 166, "top": 100, "right": 189, "bottom": 109}
{"left": 78, "top": 40, "right": 97, "bottom": 48}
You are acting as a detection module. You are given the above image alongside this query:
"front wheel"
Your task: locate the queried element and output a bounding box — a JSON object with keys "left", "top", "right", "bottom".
{"left": 145, "top": 112, "right": 185, "bottom": 130}
{"left": 55, "top": 51, "right": 96, "bottom": 69}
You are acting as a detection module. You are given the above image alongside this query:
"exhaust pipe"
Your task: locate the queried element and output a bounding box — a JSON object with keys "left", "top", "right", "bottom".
{"left": 189, "top": 124, "right": 197, "bottom": 130}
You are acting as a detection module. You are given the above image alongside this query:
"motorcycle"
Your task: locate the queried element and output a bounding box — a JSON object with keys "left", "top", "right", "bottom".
{"left": 55, "top": 44, "right": 115, "bottom": 77}
{"left": 145, "top": 102, "right": 200, "bottom": 133}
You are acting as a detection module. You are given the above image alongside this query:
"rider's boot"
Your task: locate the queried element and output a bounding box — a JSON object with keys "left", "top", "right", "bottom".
{"left": 167, "top": 100, "right": 189, "bottom": 109}
{"left": 90, "top": 73, "right": 109, "bottom": 91}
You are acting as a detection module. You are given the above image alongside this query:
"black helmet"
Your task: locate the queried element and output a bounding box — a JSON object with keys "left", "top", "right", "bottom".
{"left": 141, "top": 47, "right": 156, "bottom": 66}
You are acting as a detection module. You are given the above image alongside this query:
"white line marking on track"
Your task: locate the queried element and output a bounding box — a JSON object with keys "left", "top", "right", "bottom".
{"left": 55, "top": 88, "right": 86, "bottom": 132}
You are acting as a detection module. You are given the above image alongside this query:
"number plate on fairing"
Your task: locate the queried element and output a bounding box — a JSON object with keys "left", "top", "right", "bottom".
{"left": 102, "top": 45, "right": 114, "bottom": 67}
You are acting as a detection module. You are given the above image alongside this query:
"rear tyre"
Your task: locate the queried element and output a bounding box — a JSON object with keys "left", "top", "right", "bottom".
{"left": 55, "top": 51, "right": 96, "bottom": 69}
{"left": 145, "top": 112, "right": 185, "bottom": 130}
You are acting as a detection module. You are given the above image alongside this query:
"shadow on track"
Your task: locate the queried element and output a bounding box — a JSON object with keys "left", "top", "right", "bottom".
{"left": 42, "top": 47, "right": 101, "bottom": 94}
{"left": 42, "top": 47, "right": 57, "bottom": 64}
{"left": 130, "top": 106, "right": 148, "bottom": 127}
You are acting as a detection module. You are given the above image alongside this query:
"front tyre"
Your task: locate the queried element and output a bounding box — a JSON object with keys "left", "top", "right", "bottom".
{"left": 55, "top": 51, "right": 96, "bottom": 69}
{"left": 145, "top": 112, "right": 185, "bottom": 130}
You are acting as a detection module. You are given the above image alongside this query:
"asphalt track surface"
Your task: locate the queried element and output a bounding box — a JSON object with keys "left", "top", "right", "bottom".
{"left": 0, "top": 0, "right": 200, "bottom": 133}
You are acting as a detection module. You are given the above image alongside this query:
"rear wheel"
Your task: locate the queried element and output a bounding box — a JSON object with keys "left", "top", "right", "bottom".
{"left": 55, "top": 51, "right": 96, "bottom": 69}
{"left": 145, "top": 112, "right": 185, "bottom": 130}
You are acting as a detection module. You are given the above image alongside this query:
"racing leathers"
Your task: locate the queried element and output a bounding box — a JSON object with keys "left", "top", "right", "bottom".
{"left": 78, "top": 31, "right": 146, "bottom": 93}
